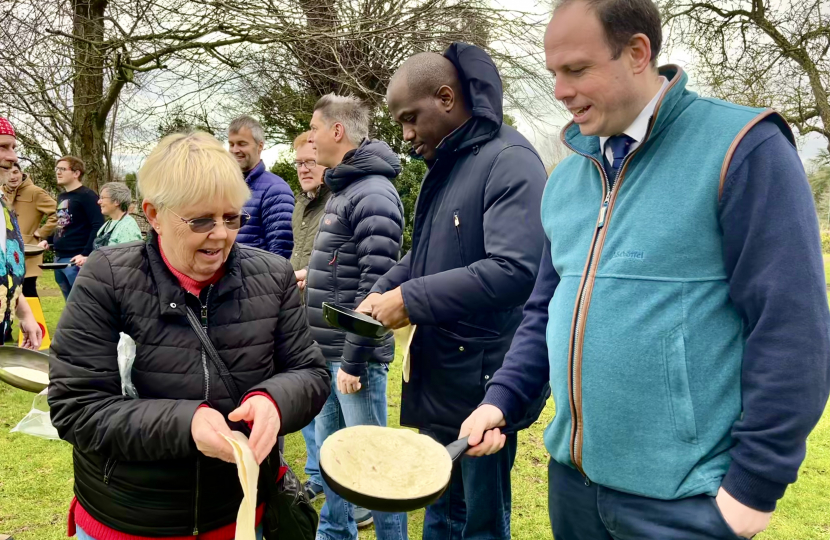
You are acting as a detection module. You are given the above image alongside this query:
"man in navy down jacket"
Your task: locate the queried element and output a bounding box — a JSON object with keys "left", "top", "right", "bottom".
{"left": 306, "top": 93, "right": 407, "bottom": 540}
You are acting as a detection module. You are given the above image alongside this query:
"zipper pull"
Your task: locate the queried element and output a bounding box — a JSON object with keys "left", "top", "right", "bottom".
{"left": 200, "top": 304, "right": 208, "bottom": 327}
{"left": 597, "top": 192, "right": 611, "bottom": 228}
{"left": 454, "top": 213, "right": 460, "bottom": 227}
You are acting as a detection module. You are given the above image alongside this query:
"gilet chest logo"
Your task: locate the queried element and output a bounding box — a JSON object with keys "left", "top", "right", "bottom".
{"left": 610, "top": 250, "right": 645, "bottom": 261}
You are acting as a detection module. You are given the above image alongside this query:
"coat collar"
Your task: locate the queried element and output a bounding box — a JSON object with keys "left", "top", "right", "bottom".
{"left": 561, "top": 65, "right": 694, "bottom": 160}
{"left": 145, "top": 231, "right": 245, "bottom": 317}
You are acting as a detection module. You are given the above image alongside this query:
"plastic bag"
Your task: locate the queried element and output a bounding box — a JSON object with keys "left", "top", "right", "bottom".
{"left": 11, "top": 388, "right": 60, "bottom": 440}
{"left": 117, "top": 332, "right": 138, "bottom": 398}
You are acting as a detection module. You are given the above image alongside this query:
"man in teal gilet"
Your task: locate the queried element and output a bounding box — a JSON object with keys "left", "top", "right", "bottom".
{"left": 458, "top": 0, "right": 830, "bottom": 538}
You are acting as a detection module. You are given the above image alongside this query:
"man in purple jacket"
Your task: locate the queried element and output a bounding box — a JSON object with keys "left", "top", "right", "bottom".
{"left": 228, "top": 115, "right": 294, "bottom": 259}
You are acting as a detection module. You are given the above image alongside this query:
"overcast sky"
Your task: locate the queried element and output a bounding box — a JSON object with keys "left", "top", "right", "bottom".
{"left": 261, "top": 0, "right": 824, "bottom": 169}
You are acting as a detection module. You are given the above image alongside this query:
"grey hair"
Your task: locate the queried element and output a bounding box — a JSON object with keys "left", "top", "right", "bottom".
{"left": 101, "top": 182, "right": 132, "bottom": 212}
{"left": 313, "top": 94, "right": 370, "bottom": 146}
{"left": 228, "top": 115, "right": 265, "bottom": 145}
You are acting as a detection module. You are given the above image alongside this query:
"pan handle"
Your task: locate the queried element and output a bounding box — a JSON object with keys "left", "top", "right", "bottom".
{"left": 445, "top": 437, "right": 471, "bottom": 462}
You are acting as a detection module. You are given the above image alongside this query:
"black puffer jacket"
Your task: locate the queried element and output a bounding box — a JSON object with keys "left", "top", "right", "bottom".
{"left": 48, "top": 233, "right": 329, "bottom": 537}
{"left": 306, "top": 139, "right": 404, "bottom": 376}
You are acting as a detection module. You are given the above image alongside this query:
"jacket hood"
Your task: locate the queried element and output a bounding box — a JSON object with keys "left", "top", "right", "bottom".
{"left": 325, "top": 139, "right": 401, "bottom": 193}
{"left": 3, "top": 177, "right": 33, "bottom": 198}
{"left": 425, "top": 43, "right": 504, "bottom": 159}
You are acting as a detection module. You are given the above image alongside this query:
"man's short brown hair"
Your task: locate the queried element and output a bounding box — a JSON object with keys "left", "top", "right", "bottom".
{"left": 293, "top": 131, "right": 311, "bottom": 150}
{"left": 58, "top": 155, "right": 85, "bottom": 178}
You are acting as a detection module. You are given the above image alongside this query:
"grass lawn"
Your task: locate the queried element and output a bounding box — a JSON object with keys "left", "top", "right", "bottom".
{"left": 1, "top": 272, "right": 828, "bottom": 539}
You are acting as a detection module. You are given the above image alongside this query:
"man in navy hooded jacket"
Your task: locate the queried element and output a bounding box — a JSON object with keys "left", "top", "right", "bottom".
{"left": 228, "top": 115, "right": 294, "bottom": 258}
{"left": 359, "top": 44, "right": 548, "bottom": 539}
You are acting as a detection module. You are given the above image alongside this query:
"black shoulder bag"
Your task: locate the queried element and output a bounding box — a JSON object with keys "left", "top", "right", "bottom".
{"left": 185, "top": 307, "right": 318, "bottom": 540}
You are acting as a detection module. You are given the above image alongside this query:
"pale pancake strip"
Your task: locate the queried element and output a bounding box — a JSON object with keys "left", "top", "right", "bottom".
{"left": 402, "top": 325, "right": 417, "bottom": 383}
{"left": 221, "top": 431, "right": 259, "bottom": 540}
{"left": 2, "top": 366, "right": 49, "bottom": 384}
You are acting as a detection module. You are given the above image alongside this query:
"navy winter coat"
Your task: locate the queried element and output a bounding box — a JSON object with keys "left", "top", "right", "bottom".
{"left": 306, "top": 140, "right": 404, "bottom": 377}
{"left": 237, "top": 161, "right": 295, "bottom": 259}
{"left": 371, "top": 43, "right": 549, "bottom": 442}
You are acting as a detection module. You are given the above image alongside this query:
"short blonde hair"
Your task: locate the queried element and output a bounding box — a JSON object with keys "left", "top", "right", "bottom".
{"left": 293, "top": 131, "right": 310, "bottom": 150}
{"left": 138, "top": 131, "right": 250, "bottom": 211}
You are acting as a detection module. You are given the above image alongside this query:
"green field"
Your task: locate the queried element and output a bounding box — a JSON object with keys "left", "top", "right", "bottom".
{"left": 0, "top": 272, "right": 828, "bottom": 539}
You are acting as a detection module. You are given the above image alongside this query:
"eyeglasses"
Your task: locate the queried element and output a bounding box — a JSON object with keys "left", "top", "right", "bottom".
{"left": 55, "top": 167, "right": 69, "bottom": 173}
{"left": 295, "top": 160, "right": 317, "bottom": 170}
{"left": 169, "top": 209, "right": 250, "bottom": 234}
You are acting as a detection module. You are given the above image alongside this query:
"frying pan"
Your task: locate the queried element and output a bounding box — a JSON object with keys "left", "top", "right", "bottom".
{"left": 0, "top": 345, "right": 50, "bottom": 393}
{"left": 322, "top": 302, "right": 391, "bottom": 339}
{"left": 39, "top": 262, "right": 72, "bottom": 270}
{"left": 24, "top": 244, "right": 46, "bottom": 256}
{"left": 320, "top": 433, "right": 470, "bottom": 512}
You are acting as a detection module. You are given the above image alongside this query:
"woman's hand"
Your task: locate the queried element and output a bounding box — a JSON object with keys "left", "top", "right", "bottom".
{"left": 15, "top": 296, "right": 42, "bottom": 350}
{"left": 229, "top": 395, "right": 281, "bottom": 464}
{"left": 191, "top": 407, "right": 235, "bottom": 463}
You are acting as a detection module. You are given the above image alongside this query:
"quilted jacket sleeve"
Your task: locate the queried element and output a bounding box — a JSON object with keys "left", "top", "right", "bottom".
{"left": 245, "top": 266, "right": 330, "bottom": 434}
{"left": 340, "top": 185, "right": 403, "bottom": 376}
{"left": 48, "top": 251, "right": 205, "bottom": 461}
{"left": 261, "top": 180, "right": 295, "bottom": 259}
{"left": 370, "top": 251, "right": 411, "bottom": 295}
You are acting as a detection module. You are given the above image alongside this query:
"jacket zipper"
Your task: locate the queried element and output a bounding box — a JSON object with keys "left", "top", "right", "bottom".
{"left": 561, "top": 126, "right": 663, "bottom": 484}
{"left": 192, "top": 284, "right": 214, "bottom": 535}
{"left": 329, "top": 250, "right": 339, "bottom": 303}
{"left": 103, "top": 457, "right": 117, "bottom": 484}
{"left": 453, "top": 211, "right": 466, "bottom": 266}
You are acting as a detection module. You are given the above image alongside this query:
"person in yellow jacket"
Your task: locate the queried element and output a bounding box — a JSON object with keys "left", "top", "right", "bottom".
{"left": 3, "top": 162, "right": 58, "bottom": 298}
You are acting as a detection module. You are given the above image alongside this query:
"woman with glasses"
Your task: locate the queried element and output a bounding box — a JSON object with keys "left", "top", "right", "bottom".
{"left": 47, "top": 131, "right": 330, "bottom": 540}
{"left": 93, "top": 182, "right": 143, "bottom": 249}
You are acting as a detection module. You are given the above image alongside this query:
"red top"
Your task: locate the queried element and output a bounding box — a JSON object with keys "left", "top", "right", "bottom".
{"left": 66, "top": 243, "right": 281, "bottom": 539}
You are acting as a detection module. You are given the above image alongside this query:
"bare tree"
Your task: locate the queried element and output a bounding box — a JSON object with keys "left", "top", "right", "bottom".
{"left": 662, "top": 0, "right": 830, "bottom": 152}
{"left": 238, "top": 0, "right": 555, "bottom": 148}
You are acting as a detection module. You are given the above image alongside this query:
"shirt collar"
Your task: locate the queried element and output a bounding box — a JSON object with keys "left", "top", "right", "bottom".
{"left": 600, "top": 76, "right": 669, "bottom": 151}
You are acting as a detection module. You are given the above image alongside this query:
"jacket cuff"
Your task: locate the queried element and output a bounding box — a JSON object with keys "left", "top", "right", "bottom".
{"left": 400, "top": 278, "right": 434, "bottom": 326}
{"left": 721, "top": 460, "right": 787, "bottom": 512}
{"left": 243, "top": 391, "right": 282, "bottom": 423}
{"left": 339, "top": 359, "right": 367, "bottom": 377}
{"left": 481, "top": 385, "right": 521, "bottom": 426}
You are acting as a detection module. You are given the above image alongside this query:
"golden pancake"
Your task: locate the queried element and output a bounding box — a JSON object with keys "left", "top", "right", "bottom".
{"left": 320, "top": 425, "right": 452, "bottom": 500}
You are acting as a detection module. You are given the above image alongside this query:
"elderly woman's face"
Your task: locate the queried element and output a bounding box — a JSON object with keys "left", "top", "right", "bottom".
{"left": 155, "top": 199, "right": 241, "bottom": 281}
{"left": 98, "top": 189, "right": 120, "bottom": 217}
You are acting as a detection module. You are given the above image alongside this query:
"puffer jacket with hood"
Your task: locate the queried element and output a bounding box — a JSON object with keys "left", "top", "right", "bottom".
{"left": 371, "top": 43, "right": 549, "bottom": 443}
{"left": 306, "top": 139, "right": 404, "bottom": 377}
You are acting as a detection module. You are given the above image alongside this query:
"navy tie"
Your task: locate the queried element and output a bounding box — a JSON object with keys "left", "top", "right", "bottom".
{"left": 604, "top": 134, "right": 635, "bottom": 186}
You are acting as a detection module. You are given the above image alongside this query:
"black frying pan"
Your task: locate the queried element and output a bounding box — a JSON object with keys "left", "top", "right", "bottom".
{"left": 39, "top": 262, "right": 72, "bottom": 270}
{"left": 0, "top": 345, "right": 50, "bottom": 393}
{"left": 320, "top": 436, "right": 470, "bottom": 512}
{"left": 322, "top": 302, "right": 391, "bottom": 339}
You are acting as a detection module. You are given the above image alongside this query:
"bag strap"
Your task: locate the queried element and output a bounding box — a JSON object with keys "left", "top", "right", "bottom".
{"left": 185, "top": 306, "right": 242, "bottom": 403}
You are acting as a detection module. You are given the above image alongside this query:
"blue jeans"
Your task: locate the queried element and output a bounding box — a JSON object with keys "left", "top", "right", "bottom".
{"left": 54, "top": 256, "right": 81, "bottom": 300}
{"left": 315, "top": 362, "right": 408, "bottom": 540}
{"left": 422, "top": 433, "right": 517, "bottom": 540}
{"left": 547, "top": 459, "right": 745, "bottom": 540}
{"left": 76, "top": 524, "right": 264, "bottom": 539}
{"left": 302, "top": 418, "right": 323, "bottom": 487}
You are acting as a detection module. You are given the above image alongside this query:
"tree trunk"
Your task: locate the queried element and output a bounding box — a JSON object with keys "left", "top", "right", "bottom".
{"left": 70, "top": 0, "right": 108, "bottom": 193}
